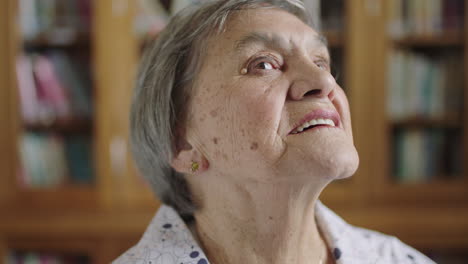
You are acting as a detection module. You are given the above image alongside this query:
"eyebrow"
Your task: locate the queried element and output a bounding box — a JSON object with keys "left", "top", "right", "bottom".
{"left": 234, "top": 32, "right": 328, "bottom": 54}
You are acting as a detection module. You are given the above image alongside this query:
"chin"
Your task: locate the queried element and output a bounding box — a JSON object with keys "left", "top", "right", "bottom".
{"left": 333, "top": 146, "right": 359, "bottom": 180}
{"left": 306, "top": 144, "right": 360, "bottom": 181}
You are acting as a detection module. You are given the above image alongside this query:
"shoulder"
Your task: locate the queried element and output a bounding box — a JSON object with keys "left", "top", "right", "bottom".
{"left": 349, "top": 226, "right": 436, "bottom": 264}
{"left": 315, "top": 202, "right": 436, "bottom": 264}
{"left": 113, "top": 205, "right": 209, "bottom": 264}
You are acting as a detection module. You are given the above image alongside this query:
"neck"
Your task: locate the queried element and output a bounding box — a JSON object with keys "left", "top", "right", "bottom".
{"left": 191, "top": 176, "right": 332, "bottom": 264}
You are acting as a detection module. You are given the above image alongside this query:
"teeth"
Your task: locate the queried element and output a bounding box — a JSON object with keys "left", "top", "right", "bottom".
{"left": 292, "top": 118, "right": 335, "bottom": 134}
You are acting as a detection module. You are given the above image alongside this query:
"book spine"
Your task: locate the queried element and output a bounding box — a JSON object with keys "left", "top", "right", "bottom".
{"left": 16, "top": 55, "right": 40, "bottom": 123}
{"left": 33, "top": 55, "right": 72, "bottom": 119}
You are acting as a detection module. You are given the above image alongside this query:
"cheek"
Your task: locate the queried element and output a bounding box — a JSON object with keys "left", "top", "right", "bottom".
{"left": 191, "top": 71, "right": 287, "bottom": 168}
{"left": 232, "top": 81, "right": 285, "bottom": 141}
{"left": 335, "top": 89, "right": 353, "bottom": 130}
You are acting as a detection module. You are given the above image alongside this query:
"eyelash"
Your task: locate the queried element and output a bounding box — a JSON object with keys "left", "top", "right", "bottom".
{"left": 247, "top": 55, "right": 281, "bottom": 74}
{"left": 314, "top": 58, "right": 331, "bottom": 71}
{"left": 245, "top": 55, "right": 331, "bottom": 74}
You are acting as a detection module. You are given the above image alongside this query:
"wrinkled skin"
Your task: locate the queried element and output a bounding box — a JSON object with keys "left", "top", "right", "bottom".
{"left": 173, "top": 7, "right": 359, "bottom": 264}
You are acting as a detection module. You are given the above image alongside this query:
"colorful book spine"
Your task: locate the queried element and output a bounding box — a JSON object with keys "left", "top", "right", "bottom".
{"left": 16, "top": 52, "right": 93, "bottom": 124}
{"left": 392, "top": 128, "right": 462, "bottom": 183}
{"left": 19, "top": 0, "right": 91, "bottom": 41}
{"left": 8, "top": 251, "right": 90, "bottom": 264}
{"left": 387, "top": 0, "right": 463, "bottom": 38}
{"left": 16, "top": 55, "right": 40, "bottom": 123}
{"left": 387, "top": 50, "right": 463, "bottom": 121}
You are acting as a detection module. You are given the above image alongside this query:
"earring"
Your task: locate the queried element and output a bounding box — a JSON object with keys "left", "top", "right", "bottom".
{"left": 191, "top": 161, "right": 199, "bottom": 173}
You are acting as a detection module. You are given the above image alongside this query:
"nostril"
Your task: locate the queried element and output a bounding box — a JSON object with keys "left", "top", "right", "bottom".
{"left": 328, "top": 90, "right": 336, "bottom": 101}
{"left": 304, "top": 89, "right": 321, "bottom": 97}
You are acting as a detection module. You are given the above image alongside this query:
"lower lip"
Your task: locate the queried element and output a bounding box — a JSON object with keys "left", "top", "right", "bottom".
{"left": 291, "top": 125, "right": 339, "bottom": 135}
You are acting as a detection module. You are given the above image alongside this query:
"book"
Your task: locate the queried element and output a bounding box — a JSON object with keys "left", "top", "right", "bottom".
{"left": 392, "top": 127, "right": 462, "bottom": 183}
{"left": 65, "top": 136, "right": 94, "bottom": 184}
{"left": 19, "top": 0, "right": 40, "bottom": 40}
{"left": 19, "top": 133, "right": 69, "bottom": 188}
{"left": 49, "top": 51, "right": 93, "bottom": 118}
{"left": 16, "top": 55, "right": 40, "bottom": 123}
{"left": 19, "top": 0, "right": 91, "bottom": 44}
{"left": 33, "top": 54, "right": 72, "bottom": 119}
{"left": 16, "top": 52, "right": 93, "bottom": 124}
{"left": 8, "top": 251, "right": 90, "bottom": 264}
{"left": 387, "top": 0, "right": 463, "bottom": 38}
{"left": 387, "top": 50, "right": 463, "bottom": 121}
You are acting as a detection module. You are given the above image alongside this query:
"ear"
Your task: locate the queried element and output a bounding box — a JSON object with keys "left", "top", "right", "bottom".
{"left": 171, "top": 139, "right": 209, "bottom": 174}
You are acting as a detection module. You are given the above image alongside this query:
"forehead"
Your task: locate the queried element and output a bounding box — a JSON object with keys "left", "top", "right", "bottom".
{"left": 208, "top": 8, "right": 326, "bottom": 53}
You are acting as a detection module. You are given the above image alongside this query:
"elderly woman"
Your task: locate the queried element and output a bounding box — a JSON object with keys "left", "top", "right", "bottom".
{"left": 115, "top": 0, "right": 435, "bottom": 263}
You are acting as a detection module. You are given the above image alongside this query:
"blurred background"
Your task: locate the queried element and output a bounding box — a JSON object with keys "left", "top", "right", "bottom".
{"left": 0, "top": 0, "right": 467, "bottom": 263}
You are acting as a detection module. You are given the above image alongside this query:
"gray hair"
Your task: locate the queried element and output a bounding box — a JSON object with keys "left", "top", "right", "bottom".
{"left": 130, "top": 0, "right": 314, "bottom": 220}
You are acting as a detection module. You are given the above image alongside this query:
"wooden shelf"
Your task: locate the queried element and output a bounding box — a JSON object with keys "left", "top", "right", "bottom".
{"left": 1, "top": 203, "right": 467, "bottom": 251}
{"left": 12, "top": 186, "right": 97, "bottom": 210}
{"left": 24, "top": 117, "right": 92, "bottom": 134}
{"left": 375, "top": 179, "right": 468, "bottom": 205}
{"left": 23, "top": 32, "right": 90, "bottom": 49}
{"left": 392, "top": 33, "right": 464, "bottom": 47}
{"left": 390, "top": 117, "right": 462, "bottom": 128}
{"left": 392, "top": 175, "right": 464, "bottom": 185}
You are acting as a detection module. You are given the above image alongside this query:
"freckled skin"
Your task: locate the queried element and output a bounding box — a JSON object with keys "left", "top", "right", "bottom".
{"left": 181, "top": 8, "right": 360, "bottom": 264}
{"left": 250, "top": 142, "right": 258, "bottom": 150}
{"left": 186, "top": 10, "right": 358, "bottom": 183}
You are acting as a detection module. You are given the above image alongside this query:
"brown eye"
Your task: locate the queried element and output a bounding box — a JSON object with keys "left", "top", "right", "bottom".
{"left": 257, "top": 61, "right": 274, "bottom": 70}
{"left": 247, "top": 56, "right": 281, "bottom": 74}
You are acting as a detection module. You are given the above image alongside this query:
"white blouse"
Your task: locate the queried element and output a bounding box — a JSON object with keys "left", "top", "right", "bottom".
{"left": 113, "top": 202, "right": 436, "bottom": 264}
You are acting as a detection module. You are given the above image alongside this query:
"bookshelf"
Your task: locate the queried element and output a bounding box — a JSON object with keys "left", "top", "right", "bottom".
{"left": 321, "top": 0, "right": 345, "bottom": 86}
{"left": 11, "top": 0, "right": 95, "bottom": 193}
{"left": 393, "top": 34, "right": 464, "bottom": 47}
{"left": 319, "top": 0, "right": 378, "bottom": 208}
{"left": 0, "top": 0, "right": 156, "bottom": 262}
{"left": 1, "top": 0, "right": 468, "bottom": 263}
{"left": 370, "top": 0, "right": 468, "bottom": 205}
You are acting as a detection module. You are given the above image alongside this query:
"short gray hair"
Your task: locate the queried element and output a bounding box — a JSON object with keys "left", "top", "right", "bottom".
{"left": 130, "top": 0, "right": 313, "bottom": 220}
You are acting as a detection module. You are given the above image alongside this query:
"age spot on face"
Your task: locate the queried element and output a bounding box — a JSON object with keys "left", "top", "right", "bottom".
{"left": 210, "top": 110, "right": 218, "bottom": 117}
{"left": 213, "top": 137, "right": 219, "bottom": 144}
{"left": 250, "top": 142, "right": 258, "bottom": 150}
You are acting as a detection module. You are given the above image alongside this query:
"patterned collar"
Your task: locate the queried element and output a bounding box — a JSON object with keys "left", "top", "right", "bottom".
{"left": 114, "top": 201, "right": 435, "bottom": 264}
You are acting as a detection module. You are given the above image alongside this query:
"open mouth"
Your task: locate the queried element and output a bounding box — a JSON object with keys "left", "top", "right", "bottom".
{"left": 289, "top": 109, "right": 341, "bottom": 135}
{"left": 290, "top": 118, "right": 336, "bottom": 134}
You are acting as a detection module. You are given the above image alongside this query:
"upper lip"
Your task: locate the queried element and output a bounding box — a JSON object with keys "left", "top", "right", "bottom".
{"left": 289, "top": 108, "right": 341, "bottom": 134}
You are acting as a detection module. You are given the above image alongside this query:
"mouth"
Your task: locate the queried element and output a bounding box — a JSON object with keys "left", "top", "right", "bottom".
{"left": 289, "top": 109, "right": 341, "bottom": 135}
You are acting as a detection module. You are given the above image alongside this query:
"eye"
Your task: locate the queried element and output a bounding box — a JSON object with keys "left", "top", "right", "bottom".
{"left": 257, "top": 62, "right": 274, "bottom": 70}
{"left": 246, "top": 55, "right": 281, "bottom": 74}
{"left": 315, "top": 60, "right": 330, "bottom": 71}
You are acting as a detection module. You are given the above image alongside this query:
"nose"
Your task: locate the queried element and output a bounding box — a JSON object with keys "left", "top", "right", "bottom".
{"left": 287, "top": 61, "right": 336, "bottom": 101}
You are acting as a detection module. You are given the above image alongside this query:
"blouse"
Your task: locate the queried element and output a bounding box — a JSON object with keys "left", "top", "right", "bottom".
{"left": 113, "top": 201, "right": 436, "bottom": 264}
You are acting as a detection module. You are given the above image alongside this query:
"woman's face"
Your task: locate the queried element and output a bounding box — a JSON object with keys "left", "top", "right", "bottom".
{"left": 186, "top": 8, "right": 359, "bottom": 185}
